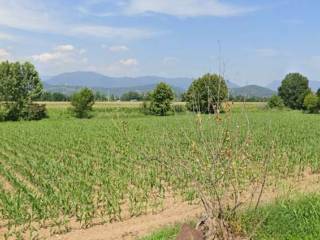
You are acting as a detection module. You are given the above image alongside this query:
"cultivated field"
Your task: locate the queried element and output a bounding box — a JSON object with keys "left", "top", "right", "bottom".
{"left": 0, "top": 102, "right": 319, "bottom": 239}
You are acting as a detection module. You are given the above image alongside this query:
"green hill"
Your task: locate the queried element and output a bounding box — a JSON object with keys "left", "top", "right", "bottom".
{"left": 231, "top": 85, "right": 275, "bottom": 98}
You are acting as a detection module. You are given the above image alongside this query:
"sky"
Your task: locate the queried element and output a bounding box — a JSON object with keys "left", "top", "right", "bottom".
{"left": 0, "top": 0, "right": 319, "bottom": 86}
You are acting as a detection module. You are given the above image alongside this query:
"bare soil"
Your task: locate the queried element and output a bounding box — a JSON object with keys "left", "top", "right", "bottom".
{"left": 48, "top": 171, "right": 320, "bottom": 240}
{"left": 1, "top": 170, "right": 319, "bottom": 240}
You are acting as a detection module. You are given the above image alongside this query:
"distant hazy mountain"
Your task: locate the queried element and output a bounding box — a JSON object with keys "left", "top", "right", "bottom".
{"left": 45, "top": 71, "right": 192, "bottom": 89}
{"left": 267, "top": 80, "right": 320, "bottom": 91}
{"left": 231, "top": 85, "right": 275, "bottom": 98}
{"left": 43, "top": 83, "right": 184, "bottom": 96}
{"left": 44, "top": 71, "right": 240, "bottom": 90}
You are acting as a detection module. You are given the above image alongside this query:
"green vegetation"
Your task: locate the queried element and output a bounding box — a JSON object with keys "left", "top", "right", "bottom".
{"left": 120, "top": 91, "right": 145, "bottom": 101}
{"left": 230, "top": 85, "right": 275, "bottom": 98}
{"left": 241, "top": 194, "right": 320, "bottom": 239}
{"left": 303, "top": 92, "right": 320, "bottom": 113}
{"left": 70, "top": 88, "right": 95, "bottom": 118}
{"left": 1, "top": 66, "right": 320, "bottom": 238}
{"left": 140, "top": 225, "right": 181, "bottom": 240}
{"left": 0, "top": 104, "right": 320, "bottom": 237}
{"left": 278, "top": 73, "right": 310, "bottom": 110}
{"left": 142, "top": 194, "right": 320, "bottom": 240}
{"left": 0, "top": 61, "right": 46, "bottom": 121}
{"left": 268, "top": 95, "right": 284, "bottom": 109}
{"left": 186, "top": 73, "right": 228, "bottom": 113}
{"left": 148, "top": 82, "right": 175, "bottom": 116}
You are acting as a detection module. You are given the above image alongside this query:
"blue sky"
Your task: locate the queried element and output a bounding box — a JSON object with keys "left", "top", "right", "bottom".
{"left": 0, "top": 0, "right": 319, "bottom": 86}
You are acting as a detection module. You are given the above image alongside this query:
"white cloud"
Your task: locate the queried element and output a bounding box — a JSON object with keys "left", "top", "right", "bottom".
{"left": 124, "top": 0, "right": 256, "bottom": 17}
{"left": 105, "top": 58, "right": 140, "bottom": 75}
{"left": 0, "top": 0, "right": 157, "bottom": 40}
{"left": 0, "top": 48, "right": 11, "bottom": 60}
{"left": 32, "top": 52, "right": 62, "bottom": 63}
{"left": 55, "top": 44, "right": 75, "bottom": 52}
{"left": 0, "top": 0, "right": 57, "bottom": 32}
{"left": 119, "top": 58, "right": 139, "bottom": 66}
{"left": 256, "top": 48, "right": 278, "bottom": 57}
{"left": 32, "top": 44, "right": 83, "bottom": 63}
{"left": 109, "top": 45, "right": 129, "bottom": 52}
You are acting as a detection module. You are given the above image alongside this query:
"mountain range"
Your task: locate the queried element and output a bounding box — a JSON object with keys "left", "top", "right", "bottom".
{"left": 45, "top": 71, "right": 318, "bottom": 98}
{"left": 45, "top": 72, "right": 195, "bottom": 90}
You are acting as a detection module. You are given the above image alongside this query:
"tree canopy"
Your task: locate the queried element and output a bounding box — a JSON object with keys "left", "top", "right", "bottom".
{"left": 149, "top": 82, "right": 174, "bottom": 116}
{"left": 185, "top": 73, "right": 228, "bottom": 114}
{"left": 278, "top": 73, "right": 310, "bottom": 110}
{"left": 0, "top": 61, "right": 46, "bottom": 121}
{"left": 70, "top": 88, "right": 95, "bottom": 118}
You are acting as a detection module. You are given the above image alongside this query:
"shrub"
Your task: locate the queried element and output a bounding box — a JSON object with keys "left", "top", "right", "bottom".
{"left": 2, "top": 103, "right": 21, "bottom": 121}
{"left": 185, "top": 73, "right": 228, "bottom": 114}
{"left": 70, "top": 88, "right": 95, "bottom": 118}
{"left": 304, "top": 93, "right": 319, "bottom": 113}
{"left": 278, "top": 73, "right": 310, "bottom": 110}
{"left": 22, "top": 104, "right": 48, "bottom": 120}
{"left": 267, "top": 95, "right": 284, "bottom": 109}
{"left": 149, "top": 82, "right": 175, "bottom": 116}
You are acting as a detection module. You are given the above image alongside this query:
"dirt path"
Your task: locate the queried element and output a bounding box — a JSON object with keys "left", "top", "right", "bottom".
{"left": 51, "top": 200, "right": 202, "bottom": 240}
{"left": 49, "top": 171, "right": 320, "bottom": 240}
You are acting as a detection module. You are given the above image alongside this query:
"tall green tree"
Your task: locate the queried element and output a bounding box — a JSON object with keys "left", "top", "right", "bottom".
{"left": 0, "top": 61, "right": 45, "bottom": 121}
{"left": 278, "top": 73, "right": 310, "bottom": 110}
{"left": 149, "top": 82, "right": 174, "bottom": 116}
{"left": 70, "top": 88, "right": 95, "bottom": 118}
{"left": 186, "top": 73, "right": 228, "bottom": 114}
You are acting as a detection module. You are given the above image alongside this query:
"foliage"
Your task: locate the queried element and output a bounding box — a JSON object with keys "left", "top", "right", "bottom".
{"left": 140, "top": 224, "right": 182, "bottom": 240}
{"left": 148, "top": 82, "right": 175, "bottom": 116}
{"left": 0, "top": 61, "right": 46, "bottom": 121}
{"left": 241, "top": 194, "right": 320, "bottom": 239}
{"left": 0, "top": 107, "right": 320, "bottom": 237}
{"left": 303, "top": 92, "right": 319, "bottom": 113}
{"left": 40, "top": 91, "right": 69, "bottom": 101}
{"left": 22, "top": 104, "right": 48, "bottom": 120}
{"left": 120, "top": 91, "right": 144, "bottom": 101}
{"left": 278, "top": 73, "right": 310, "bottom": 110}
{"left": 70, "top": 88, "right": 95, "bottom": 118}
{"left": 94, "top": 91, "right": 108, "bottom": 101}
{"left": 185, "top": 73, "right": 228, "bottom": 113}
{"left": 230, "top": 95, "right": 269, "bottom": 102}
{"left": 267, "top": 95, "right": 284, "bottom": 109}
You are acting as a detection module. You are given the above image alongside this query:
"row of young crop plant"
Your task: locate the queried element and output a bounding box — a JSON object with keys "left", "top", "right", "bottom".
{"left": 0, "top": 111, "right": 320, "bottom": 238}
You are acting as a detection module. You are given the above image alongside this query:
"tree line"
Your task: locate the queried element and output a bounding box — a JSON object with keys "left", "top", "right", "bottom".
{"left": 1, "top": 61, "right": 319, "bottom": 121}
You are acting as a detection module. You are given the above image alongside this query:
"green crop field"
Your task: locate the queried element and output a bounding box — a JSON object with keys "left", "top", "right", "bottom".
{"left": 0, "top": 103, "right": 319, "bottom": 238}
